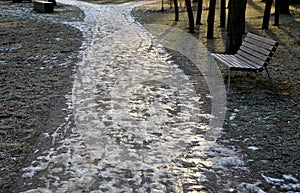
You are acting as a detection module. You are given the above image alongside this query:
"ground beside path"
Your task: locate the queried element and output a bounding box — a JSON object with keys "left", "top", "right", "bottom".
{"left": 133, "top": 1, "right": 300, "bottom": 192}
{"left": 1, "top": 0, "right": 293, "bottom": 192}
{"left": 0, "top": 1, "right": 84, "bottom": 191}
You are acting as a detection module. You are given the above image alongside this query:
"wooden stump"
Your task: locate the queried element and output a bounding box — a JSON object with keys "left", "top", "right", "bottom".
{"left": 48, "top": 0, "right": 56, "bottom": 6}
{"left": 34, "top": 1, "right": 54, "bottom": 13}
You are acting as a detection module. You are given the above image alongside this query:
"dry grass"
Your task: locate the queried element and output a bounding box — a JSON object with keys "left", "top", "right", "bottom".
{"left": 133, "top": 0, "right": 300, "bottom": 97}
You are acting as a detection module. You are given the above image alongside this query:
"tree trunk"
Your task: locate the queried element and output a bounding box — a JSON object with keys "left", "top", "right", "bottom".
{"left": 185, "top": 0, "right": 195, "bottom": 33}
{"left": 262, "top": 0, "right": 273, "bottom": 30}
{"left": 49, "top": 0, "right": 56, "bottom": 6}
{"left": 274, "top": 0, "right": 279, "bottom": 26}
{"left": 196, "top": 0, "right": 203, "bottom": 25}
{"left": 226, "top": 0, "right": 247, "bottom": 54}
{"left": 207, "top": 0, "right": 216, "bottom": 39}
{"left": 279, "top": 0, "right": 290, "bottom": 14}
{"left": 174, "top": 0, "right": 179, "bottom": 21}
{"left": 220, "top": 0, "right": 226, "bottom": 28}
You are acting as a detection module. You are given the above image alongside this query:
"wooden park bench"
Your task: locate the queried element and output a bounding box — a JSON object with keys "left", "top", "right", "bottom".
{"left": 211, "top": 33, "right": 279, "bottom": 95}
{"left": 33, "top": 0, "right": 54, "bottom": 13}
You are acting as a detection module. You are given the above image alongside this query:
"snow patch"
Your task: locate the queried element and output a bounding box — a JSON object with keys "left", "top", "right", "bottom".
{"left": 240, "top": 182, "right": 266, "bottom": 193}
{"left": 262, "top": 173, "right": 300, "bottom": 192}
{"left": 247, "top": 146, "right": 259, "bottom": 151}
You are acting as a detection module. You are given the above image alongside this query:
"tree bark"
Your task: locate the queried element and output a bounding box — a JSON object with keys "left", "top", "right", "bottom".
{"left": 49, "top": 0, "right": 56, "bottom": 6}
{"left": 220, "top": 0, "right": 226, "bottom": 28}
{"left": 226, "top": 0, "right": 247, "bottom": 54}
{"left": 174, "top": 0, "right": 179, "bottom": 21}
{"left": 185, "top": 0, "right": 195, "bottom": 33}
{"left": 262, "top": 0, "right": 273, "bottom": 30}
{"left": 274, "top": 0, "right": 279, "bottom": 26}
{"left": 207, "top": 0, "right": 216, "bottom": 39}
{"left": 279, "top": 0, "right": 290, "bottom": 14}
{"left": 196, "top": 0, "right": 203, "bottom": 25}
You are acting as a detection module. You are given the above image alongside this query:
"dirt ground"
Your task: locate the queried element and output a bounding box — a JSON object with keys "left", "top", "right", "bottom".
{"left": 0, "top": 0, "right": 299, "bottom": 192}
{"left": 0, "top": 1, "right": 83, "bottom": 191}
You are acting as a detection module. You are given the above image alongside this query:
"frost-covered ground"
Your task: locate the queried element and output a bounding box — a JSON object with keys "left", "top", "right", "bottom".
{"left": 1, "top": 0, "right": 298, "bottom": 192}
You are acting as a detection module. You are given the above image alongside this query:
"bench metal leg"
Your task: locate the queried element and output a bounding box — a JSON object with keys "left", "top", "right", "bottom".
{"left": 227, "top": 69, "right": 231, "bottom": 95}
{"left": 264, "top": 66, "right": 278, "bottom": 95}
{"left": 209, "top": 55, "right": 213, "bottom": 77}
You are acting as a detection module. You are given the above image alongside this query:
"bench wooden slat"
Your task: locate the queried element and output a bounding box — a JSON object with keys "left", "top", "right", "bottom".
{"left": 214, "top": 54, "right": 247, "bottom": 68}
{"left": 239, "top": 45, "right": 270, "bottom": 62}
{"left": 235, "top": 54, "right": 264, "bottom": 70}
{"left": 212, "top": 54, "right": 261, "bottom": 71}
{"left": 247, "top": 33, "right": 278, "bottom": 46}
{"left": 244, "top": 36, "right": 276, "bottom": 51}
{"left": 237, "top": 49, "right": 268, "bottom": 66}
{"left": 211, "top": 54, "right": 242, "bottom": 68}
{"left": 241, "top": 41, "right": 273, "bottom": 56}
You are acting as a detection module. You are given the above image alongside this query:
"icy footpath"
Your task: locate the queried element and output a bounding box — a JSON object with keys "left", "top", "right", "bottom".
{"left": 19, "top": 0, "right": 262, "bottom": 192}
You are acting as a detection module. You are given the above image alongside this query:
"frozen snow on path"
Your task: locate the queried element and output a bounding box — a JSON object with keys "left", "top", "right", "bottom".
{"left": 19, "top": 0, "right": 268, "bottom": 192}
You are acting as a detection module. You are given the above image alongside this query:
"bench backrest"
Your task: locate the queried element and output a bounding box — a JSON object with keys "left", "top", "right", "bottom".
{"left": 236, "top": 33, "right": 279, "bottom": 69}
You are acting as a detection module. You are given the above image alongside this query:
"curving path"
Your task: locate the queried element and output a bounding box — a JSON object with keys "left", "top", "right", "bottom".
{"left": 20, "top": 1, "right": 254, "bottom": 192}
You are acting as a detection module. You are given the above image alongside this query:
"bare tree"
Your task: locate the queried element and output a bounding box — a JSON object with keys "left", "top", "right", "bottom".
{"left": 262, "top": 0, "right": 273, "bottom": 30}
{"left": 220, "top": 0, "right": 226, "bottom": 28}
{"left": 174, "top": 0, "right": 179, "bottom": 21}
{"left": 207, "top": 0, "right": 216, "bottom": 39}
{"left": 49, "top": 0, "right": 56, "bottom": 6}
{"left": 185, "top": 0, "right": 195, "bottom": 33}
{"left": 274, "top": 0, "right": 280, "bottom": 26}
{"left": 196, "top": 0, "right": 203, "bottom": 25}
{"left": 226, "top": 0, "right": 247, "bottom": 53}
{"left": 279, "top": 0, "right": 290, "bottom": 14}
